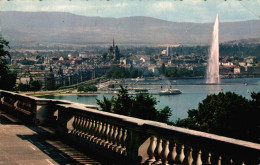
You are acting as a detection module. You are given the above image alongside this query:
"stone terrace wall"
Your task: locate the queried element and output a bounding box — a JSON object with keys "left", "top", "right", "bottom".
{"left": 0, "top": 90, "right": 259, "bottom": 164}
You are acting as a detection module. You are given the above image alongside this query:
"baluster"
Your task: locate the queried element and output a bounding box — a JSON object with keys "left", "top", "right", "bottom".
{"left": 229, "top": 158, "right": 234, "bottom": 164}
{"left": 99, "top": 122, "right": 107, "bottom": 146}
{"left": 95, "top": 121, "right": 103, "bottom": 144}
{"left": 90, "top": 120, "right": 97, "bottom": 141}
{"left": 76, "top": 116, "right": 81, "bottom": 134}
{"left": 76, "top": 116, "right": 83, "bottom": 135}
{"left": 160, "top": 139, "right": 170, "bottom": 165}
{"left": 177, "top": 144, "right": 185, "bottom": 164}
{"left": 114, "top": 126, "right": 122, "bottom": 152}
{"left": 146, "top": 136, "right": 157, "bottom": 164}
{"left": 195, "top": 150, "right": 202, "bottom": 165}
{"left": 119, "top": 128, "right": 127, "bottom": 155}
{"left": 78, "top": 116, "right": 84, "bottom": 136}
{"left": 72, "top": 115, "right": 78, "bottom": 134}
{"left": 103, "top": 123, "right": 110, "bottom": 147}
{"left": 82, "top": 117, "right": 89, "bottom": 138}
{"left": 168, "top": 142, "right": 177, "bottom": 164}
{"left": 77, "top": 116, "right": 82, "bottom": 136}
{"left": 91, "top": 120, "right": 97, "bottom": 142}
{"left": 205, "top": 153, "right": 211, "bottom": 165}
{"left": 107, "top": 124, "right": 114, "bottom": 148}
{"left": 92, "top": 120, "right": 99, "bottom": 142}
{"left": 154, "top": 138, "right": 163, "bottom": 164}
{"left": 183, "top": 146, "right": 193, "bottom": 165}
{"left": 110, "top": 125, "right": 118, "bottom": 150}
{"left": 86, "top": 119, "right": 93, "bottom": 140}
{"left": 218, "top": 156, "right": 222, "bottom": 165}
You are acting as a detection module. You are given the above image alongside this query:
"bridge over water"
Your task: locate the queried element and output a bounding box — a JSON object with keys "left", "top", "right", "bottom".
{"left": 0, "top": 90, "right": 259, "bottom": 164}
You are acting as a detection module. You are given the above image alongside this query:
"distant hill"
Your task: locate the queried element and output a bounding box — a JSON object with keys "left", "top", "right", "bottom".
{"left": 0, "top": 11, "right": 260, "bottom": 46}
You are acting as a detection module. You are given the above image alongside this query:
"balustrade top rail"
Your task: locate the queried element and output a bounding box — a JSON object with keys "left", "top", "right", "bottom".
{"left": 0, "top": 90, "right": 259, "bottom": 164}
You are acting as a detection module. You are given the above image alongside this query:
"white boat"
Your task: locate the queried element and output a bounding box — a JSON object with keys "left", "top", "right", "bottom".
{"left": 159, "top": 88, "right": 182, "bottom": 95}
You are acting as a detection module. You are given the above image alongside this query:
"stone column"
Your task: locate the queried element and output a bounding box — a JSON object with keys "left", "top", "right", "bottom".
{"left": 31, "top": 98, "right": 58, "bottom": 125}
{"left": 55, "top": 104, "right": 73, "bottom": 136}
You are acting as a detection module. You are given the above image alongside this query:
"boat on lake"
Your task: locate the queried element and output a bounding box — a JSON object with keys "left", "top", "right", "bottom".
{"left": 159, "top": 88, "right": 182, "bottom": 95}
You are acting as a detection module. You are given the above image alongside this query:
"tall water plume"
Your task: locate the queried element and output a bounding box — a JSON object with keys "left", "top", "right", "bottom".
{"left": 206, "top": 14, "right": 220, "bottom": 84}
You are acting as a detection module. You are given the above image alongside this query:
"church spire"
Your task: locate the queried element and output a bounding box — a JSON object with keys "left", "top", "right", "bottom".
{"left": 113, "top": 38, "right": 115, "bottom": 48}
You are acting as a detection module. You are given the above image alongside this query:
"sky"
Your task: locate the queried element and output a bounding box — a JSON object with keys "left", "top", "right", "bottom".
{"left": 0, "top": 0, "right": 260, "bottom": 23}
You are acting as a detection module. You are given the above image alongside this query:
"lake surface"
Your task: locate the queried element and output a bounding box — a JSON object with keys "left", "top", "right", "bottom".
{"left": 41, "top": 78, "right": 260, "bottom": 122}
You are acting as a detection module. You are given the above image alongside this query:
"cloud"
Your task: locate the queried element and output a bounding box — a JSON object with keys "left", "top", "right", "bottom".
{"left": 152, "top": 1, "right": 175, "bottom": 11}
{"left": 115, "top": 2, "right": 128, "bottom": 8}
{"left": 0, "top": 0, "right": 259, "bottom": 23}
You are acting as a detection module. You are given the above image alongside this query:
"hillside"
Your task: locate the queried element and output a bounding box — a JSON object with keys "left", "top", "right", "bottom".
{"left": 0, "top": 11, "right": 260, "bottom": 45}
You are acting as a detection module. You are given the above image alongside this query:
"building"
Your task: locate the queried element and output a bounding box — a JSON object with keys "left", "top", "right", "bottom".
{"left": 107, "top": 39, "right": 120, "bottom": 64}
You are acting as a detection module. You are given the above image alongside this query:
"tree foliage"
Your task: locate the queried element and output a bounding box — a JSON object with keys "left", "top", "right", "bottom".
{"left": 0, "top": 35, "right": 10, "bottom": 59}
{"left": 175, "top": 91, "right": 260, "bottom": 143}
{"left": 18, "top": 80, "right": 42, "bottom": 91}
{"left": 78, "top": 85, "right": 98, "bottom": 92}
{"left": 97, "top": 85, "right": 172, "bottom": 124}
{"left": 169, "top": 44, "right": 260, "bottom": 59}
{"left": 18, "top": 59, "right": 36, "bottom": 65}
{"left": 106, "top": 66, "right": 142, "bottom": 79}
{"left": 160, "top": 67, "right": 204, "bottom": 77}
{"left": 0, "top": 35, "right": 17, "bottom": 91}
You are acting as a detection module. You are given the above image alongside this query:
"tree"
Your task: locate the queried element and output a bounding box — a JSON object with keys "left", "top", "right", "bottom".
{"left": 112, "top": 86, "right": 133, "bottom": 116}
{"left": 157, "top": 106, "right": 172, "bottom": 124}
{"left": 175, "top": 92, "right": 260, "bottom": 143}
{"left": 0, "top": 35, "right": 10, "bottom": 59}
{"left": 97, "top": 85, "right": 172, "bottom": 124}
{"left": 18, "top": 83, "right": 30, "bottom": 91}
{"left": 77, "top": 85, "right": 97, "bottom": 92}
{"left": 102, "top": 52, "right": 107, "bottom": 61}
{"left": 131, "top": 93, "right": 158, "bottom": 120}
{"left": 160, "top": 63, "right": 166, "bottom": 75}
{"left": 0, "top": 35, "right": 17, "bottom": 91}
{"left": 97, "top": 96, "right": 113, "bottom": 113}
{"left": 18, "top": 80, "right": 42, "bottom": 91}
{"left": 106, "top": 66, "right": 141, "bottom": 79}
{"left": 30, "top": 80, "right": 42, "bottom": 91}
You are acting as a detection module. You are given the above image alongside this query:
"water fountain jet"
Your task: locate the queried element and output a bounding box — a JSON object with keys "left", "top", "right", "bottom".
{"left": 206, "top": 14, "right": 220, "bottom": 84}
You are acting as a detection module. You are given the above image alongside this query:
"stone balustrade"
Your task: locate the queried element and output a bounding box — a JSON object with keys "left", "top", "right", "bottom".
{"left": 0, "top": 90, "right": 54, "bottom": 124}
{"left": 0, "top": 90, "right": 259, "bottom": 164}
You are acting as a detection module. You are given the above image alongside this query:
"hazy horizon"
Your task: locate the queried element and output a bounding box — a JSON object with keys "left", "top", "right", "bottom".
{"left": 1, "top": 10, "right": 260, "bottom": 24}
{"left": 1, "top": 0, "right": 260, "bottom": 23}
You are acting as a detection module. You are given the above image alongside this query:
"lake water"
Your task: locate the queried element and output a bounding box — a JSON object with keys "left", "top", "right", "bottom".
{"left": 41, "top": 78, "right": 260, "bottom": 122}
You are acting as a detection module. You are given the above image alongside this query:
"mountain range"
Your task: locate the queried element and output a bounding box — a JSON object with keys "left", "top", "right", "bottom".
{"left": 0, "top": 11, "right": 260, "bottom": 46}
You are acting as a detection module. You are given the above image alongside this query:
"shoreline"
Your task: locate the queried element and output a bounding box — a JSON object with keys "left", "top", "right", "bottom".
{"left": 19, "top": 77, "right": 259, "bottom": 96}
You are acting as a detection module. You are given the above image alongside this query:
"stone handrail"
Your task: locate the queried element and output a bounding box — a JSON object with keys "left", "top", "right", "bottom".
{"left": 0, "top": 90, "right": 259, "bottom": 164}
{"left": 0, "top": 90, "right": 54, "bottom": 124}
{"left": 142, "top": 122, "right": 260, "bottom": 165}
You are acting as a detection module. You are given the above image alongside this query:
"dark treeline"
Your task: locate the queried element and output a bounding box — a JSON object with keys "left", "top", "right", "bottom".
{"left": 171, "top": 46, "right": 209, "bottom": 56}
{"left": 18, "top": 80, "right": 42, "bottom": 91}
{"left": 126, "top": 44, "right": 260, "bottom": 59}
{"left": 106, "top": 66, "right": 142, "bottom": 79}
{"left": 171, "top": 44, "right": 260, "bottom": 58}
{"left": 160, "top": 64, "right": 204, "bottom": 77}
{"left": 175, "top": 91, "right": 260, "bottom": 143}
{"left": 219, "top": 44, "right": 260, "bottom": 59}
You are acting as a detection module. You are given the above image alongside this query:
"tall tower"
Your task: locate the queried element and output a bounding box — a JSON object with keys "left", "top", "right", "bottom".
{"left": 113, "top": 38, "right": 115, "bottom": 48}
